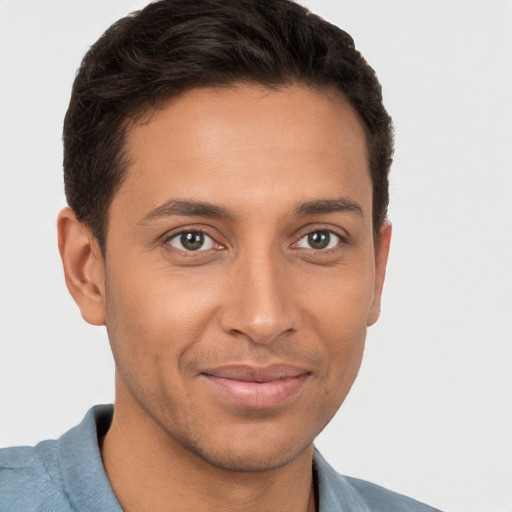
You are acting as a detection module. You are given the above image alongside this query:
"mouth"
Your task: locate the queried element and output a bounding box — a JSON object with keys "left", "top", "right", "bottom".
{"left": 201, "top": 364, "right": 310, "bottom": 409}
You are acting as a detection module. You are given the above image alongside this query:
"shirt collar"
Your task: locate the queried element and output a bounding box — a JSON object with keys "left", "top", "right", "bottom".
{"left": 58, "top": 404, "right": 121, "bottom": 511}
{"left": 313, "top": 448, "right": 371, "bottom": 512}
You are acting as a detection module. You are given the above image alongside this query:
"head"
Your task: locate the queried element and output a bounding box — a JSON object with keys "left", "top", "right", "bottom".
{"left": 59, "top": 0, "right": 393, "bottom": 473}
{"left": 63, "top": 0, "right": 393, "bottom": 253}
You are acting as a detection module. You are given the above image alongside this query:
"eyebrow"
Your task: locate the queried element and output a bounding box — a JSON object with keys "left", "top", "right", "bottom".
{"left": 294, "top": 198, "right": 364, "bottom": 217}
{"left": 139, "top": 199, "right": 236, "bottom": 224}
{"left": 139, "top": 196, "right": 364, "bottom": 225}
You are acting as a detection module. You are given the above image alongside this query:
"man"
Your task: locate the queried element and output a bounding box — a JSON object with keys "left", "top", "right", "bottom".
{"left": 0, "top": 1, "right": 441, "bottom": 510}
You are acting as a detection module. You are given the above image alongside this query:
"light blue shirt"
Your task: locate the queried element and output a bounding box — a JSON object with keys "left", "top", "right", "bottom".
{"left": 0, "top": 405, "right": 442, "bottom": 511}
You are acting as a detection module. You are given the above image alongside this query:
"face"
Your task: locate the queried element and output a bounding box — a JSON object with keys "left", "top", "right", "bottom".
{"left": 100, "top": 85, "right": 389, "bottom": 472}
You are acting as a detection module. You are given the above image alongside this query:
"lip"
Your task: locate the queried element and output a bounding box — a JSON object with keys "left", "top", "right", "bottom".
{"left": 201, "top": 364, "right": 310, "bottom": 409}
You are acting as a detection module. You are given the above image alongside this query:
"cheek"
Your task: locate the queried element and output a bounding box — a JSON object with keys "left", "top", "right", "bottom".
{"left": 314, "top": 316, "right": 367, "bottom": 424}
{"left": 306, "top": 258, "right": 375, "bottom": 335}
{"left": 104, "top": 266, "right": 222, "bottom": 368}
{"left": 305, "top": 260, "right": 375, "bottom": 387}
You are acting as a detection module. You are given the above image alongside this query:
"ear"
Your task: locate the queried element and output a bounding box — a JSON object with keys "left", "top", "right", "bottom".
{"left": 367, "top": 221, "right": 392, "bottom": 326}
{"left": 57, "top": 207, "right": 106, "bottom": 326}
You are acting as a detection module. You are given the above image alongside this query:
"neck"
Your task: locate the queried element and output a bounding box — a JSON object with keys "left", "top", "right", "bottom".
{"left": 101, "top": 394, "right": 316, "bottom": 512}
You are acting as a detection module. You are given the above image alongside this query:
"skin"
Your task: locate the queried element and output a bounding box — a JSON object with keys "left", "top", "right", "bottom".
{"left": 58, "top": 84, "right": 391, "bottom": 512}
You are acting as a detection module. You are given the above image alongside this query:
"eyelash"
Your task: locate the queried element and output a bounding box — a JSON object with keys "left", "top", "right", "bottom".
{"left": 294, "top": 230, "right": 343, "bottom": 251}
{"left": 164, "top": 228, "right": 221, "bottom": 253}
{"left": 162, "top": 226, "right": 348, "bottom": 256}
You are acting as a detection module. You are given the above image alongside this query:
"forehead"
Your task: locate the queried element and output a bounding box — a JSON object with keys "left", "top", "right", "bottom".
{"left": 115, "top": 84, "right": 371, "bottom": 220}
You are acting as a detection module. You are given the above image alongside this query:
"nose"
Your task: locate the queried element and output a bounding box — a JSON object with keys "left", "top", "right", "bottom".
{"left": 219, "top": 251, "right": 297, "bottom": 345}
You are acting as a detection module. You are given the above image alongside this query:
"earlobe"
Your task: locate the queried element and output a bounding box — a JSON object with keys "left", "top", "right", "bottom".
{"left": 367, "top": 221, "right": 392, "bottom": 326}
{"left": 57, "top": 207, "right": 106, "bottom": 326}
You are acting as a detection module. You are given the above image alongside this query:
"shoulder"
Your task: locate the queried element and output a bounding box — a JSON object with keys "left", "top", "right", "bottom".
{"left": 343, "top": 475, "right": 442, "bottom": 512}
{"left": 0, "top": 440, "right": 74, "bottom": 511}
{"left": 313, "top": 448, "right": 443, "bottom": 512}
{"left": 0, "top": 405, "right": 117, "bottom": 512}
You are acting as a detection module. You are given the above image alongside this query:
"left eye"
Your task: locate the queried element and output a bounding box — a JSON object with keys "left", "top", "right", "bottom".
{"left": 166, "top": 231, "right": 216, "bottom": 251}
{"left": 296, "top": 230, "right": 340, "bottom": 250}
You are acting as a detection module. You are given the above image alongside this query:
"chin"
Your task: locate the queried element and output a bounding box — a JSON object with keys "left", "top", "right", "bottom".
{"left": 192, "top": 444, "right": 306, "bottom": 473}
{"left": 177, "top": 426, "right": 314, "bottom": 473}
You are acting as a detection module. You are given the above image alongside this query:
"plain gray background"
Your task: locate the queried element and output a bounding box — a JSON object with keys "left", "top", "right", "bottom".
{"left": 1, "top": 1, "right": 511, "bottom": 511}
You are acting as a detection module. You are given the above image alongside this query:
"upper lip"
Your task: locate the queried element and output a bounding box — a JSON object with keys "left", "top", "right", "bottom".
{"left": 202, "top": 364, "right": 310, "bottom": 383}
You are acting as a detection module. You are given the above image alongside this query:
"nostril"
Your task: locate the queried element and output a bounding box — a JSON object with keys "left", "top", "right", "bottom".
{"left": 225, "top": 324, "right": 296, "bottom": 346}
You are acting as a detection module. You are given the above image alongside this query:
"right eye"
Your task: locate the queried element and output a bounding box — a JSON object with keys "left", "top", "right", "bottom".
{"left": 166, "top": 231, "right": 216, "bottom": 252}
{"left": 295, "top": 230, "right": 341, "bottom": 251}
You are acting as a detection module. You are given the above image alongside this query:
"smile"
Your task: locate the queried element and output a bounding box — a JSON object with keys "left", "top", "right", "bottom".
{"left": 201, "top": 365, "right": 310, "bottom": 409}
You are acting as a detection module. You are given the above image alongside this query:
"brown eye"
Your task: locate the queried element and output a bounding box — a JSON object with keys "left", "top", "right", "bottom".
{"left": 167, "top": 231, "right": 215, "bottom": 251}
{"left": 297, "top": 230, "right": 339, "bottom": 250}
